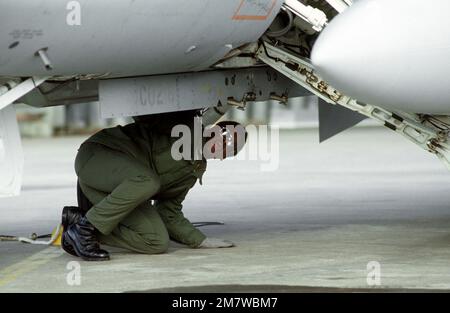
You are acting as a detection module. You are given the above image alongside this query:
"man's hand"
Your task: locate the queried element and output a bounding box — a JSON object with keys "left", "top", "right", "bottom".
{"left": 198, "top": 237, "right": 235, "bottom": 248}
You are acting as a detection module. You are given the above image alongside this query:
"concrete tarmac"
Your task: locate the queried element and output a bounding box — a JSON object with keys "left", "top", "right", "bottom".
{"left": 0, "top": 127, "right": 449, "bottom": 292}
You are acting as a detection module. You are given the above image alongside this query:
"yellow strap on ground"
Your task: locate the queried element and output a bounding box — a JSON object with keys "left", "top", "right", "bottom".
{"left": 51, "top": 225, "right": 64, "bottom": 246}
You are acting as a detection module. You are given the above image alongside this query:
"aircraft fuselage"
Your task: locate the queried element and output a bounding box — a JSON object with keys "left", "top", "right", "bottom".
{"left": 0, "top": 0, "right": 283, "bottom": 78}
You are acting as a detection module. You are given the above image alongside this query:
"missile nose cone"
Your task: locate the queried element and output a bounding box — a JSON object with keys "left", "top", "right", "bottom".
{"left": 309, "top": 38, "right": 333, "bottom": 73}
{"left": 311, "top": 0, "right": 384, "bottom": 100}
{"left": 311, "top": 0, "right": 450, "bottom": 114}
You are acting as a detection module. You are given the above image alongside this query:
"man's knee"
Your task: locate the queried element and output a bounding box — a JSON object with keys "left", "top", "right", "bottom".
{"left": 153, "top": 235, "right": 170, "bottom": 254}
{"left": 141, "top": 230, "right": 169, "bottom": 254}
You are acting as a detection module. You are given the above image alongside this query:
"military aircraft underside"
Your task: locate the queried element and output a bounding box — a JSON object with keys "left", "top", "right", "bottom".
{"left": 1, "top": 0, "right": 450, "bottom": 196}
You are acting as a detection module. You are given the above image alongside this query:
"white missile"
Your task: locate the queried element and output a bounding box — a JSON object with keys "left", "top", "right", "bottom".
{"left": 311, "top": 0, "right": 450, "bottom": 114}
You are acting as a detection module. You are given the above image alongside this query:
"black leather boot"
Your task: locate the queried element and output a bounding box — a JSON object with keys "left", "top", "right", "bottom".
{"left": 61, "top": 206, "right": 84, "bottom": 257}
{"left": 61, "top": 206, "right": 84, "bottom": 229}
{"left": 63, "top": 217, "right": 110, "bottom": 261}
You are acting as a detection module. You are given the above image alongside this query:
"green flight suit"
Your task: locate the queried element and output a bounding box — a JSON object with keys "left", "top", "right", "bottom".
{"left": 74, "top": 111, "right": 207, "bottom": 254}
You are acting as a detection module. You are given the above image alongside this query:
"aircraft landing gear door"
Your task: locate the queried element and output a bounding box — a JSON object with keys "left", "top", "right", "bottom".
{"left": 0, "top": 105, "right": 23, "bottom": 197}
